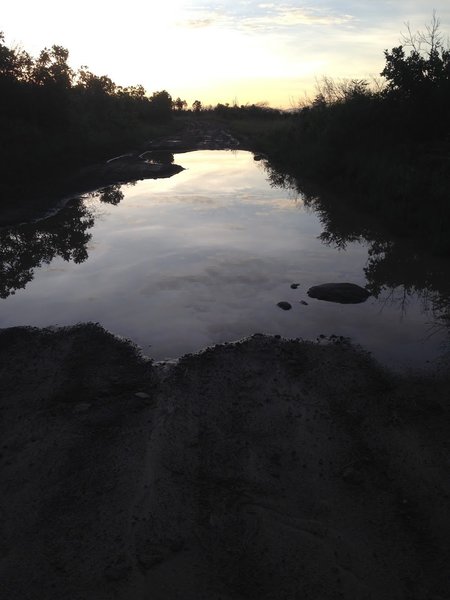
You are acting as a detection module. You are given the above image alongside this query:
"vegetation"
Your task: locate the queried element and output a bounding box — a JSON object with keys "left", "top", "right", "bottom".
{"left": 224, "top": 15, "right": 450, "bottom": 256}
{"left": 0, "top": 184, "right": 128, "bottom": 299}
{"left": 0, "top": 33, "right": 175, "bottom": 198}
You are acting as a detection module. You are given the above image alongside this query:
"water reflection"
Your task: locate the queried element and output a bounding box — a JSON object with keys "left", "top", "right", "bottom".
{"left": 95, "top": 184, "right": 125, "bottom": 205}
{"left": 0, "top": 185, "right": 126, "bottom": 299}
{"left": 0, "top": 151, "right": 448, "bottom": 368}
{"left": 265, "top": 165, "right": 450, "bottom": 335}
{"left": 0, "top": 200, "right": 93, "bottom": 299}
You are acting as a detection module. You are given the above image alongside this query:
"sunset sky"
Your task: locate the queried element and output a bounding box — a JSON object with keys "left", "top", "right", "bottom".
{"left": 2, "top": 1, "right": 450, "bottom": 108}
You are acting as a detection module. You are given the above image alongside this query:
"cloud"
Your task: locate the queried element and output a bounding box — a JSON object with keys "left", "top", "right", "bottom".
{"left": 178, "top": 6, "right": 228, "bottom": 29}
{"left": 184, "top": 18, "right": 215, "bottom": 28}
{"left": 240, "top": 6, "right": 354, "bottom": 30}
{"left": 178, "top": 3, "right": 354, "bottom": 31}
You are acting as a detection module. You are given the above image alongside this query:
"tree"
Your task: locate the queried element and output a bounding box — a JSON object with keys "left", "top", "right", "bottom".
{"left": 0, "top": 33, "right": 33, "bottom": 81}
{"left": 312, "top": 76, "right": 371, "bottom": 106}
{"left": 381, "top": 12, "right": 450, "bottom": 98}
{"left": 32, "top": 45, "right": 73, "bottom": 88}
{"left": 149, "top": 90, "right": 173, "bottom": 119}
{"left": 192, "top": 99, "right": 202, "bottom": 112}
{"left": 76, "top": 68, "right": 116, "bottom": 95}
{"left": 173, "top": 97, "right": 187, "bottom": 111}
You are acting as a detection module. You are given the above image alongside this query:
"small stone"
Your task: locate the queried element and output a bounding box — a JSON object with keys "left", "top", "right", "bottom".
{"left": 290, "top": 283, "right": 300, "bottom": 289}
{"left": 277, "top": 302, "right": 292, "bottom": 311}
{"left": 299, "top": 300, "right": 308, "bottom": 306}
{"left": 135, "top": 392, "right": 150, "bottom": 399}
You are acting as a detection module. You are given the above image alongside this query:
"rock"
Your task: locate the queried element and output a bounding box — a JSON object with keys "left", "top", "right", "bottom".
{"left": 277, "top": 302, "right": 292, "bottom": 311}
{"left": 290, "top": 283, "right": 300, "bottom": 289}
{"left": 135, "top": 392, "right": 150, "bottom": 399}
{"left": 253, "top": 153, "right": 267, "bottom": 161}
{"left": 299, "top": 300, "right": 308, "bottom": 306}
{"left": 307, "top": 283, "right": 370, "bottom": 304}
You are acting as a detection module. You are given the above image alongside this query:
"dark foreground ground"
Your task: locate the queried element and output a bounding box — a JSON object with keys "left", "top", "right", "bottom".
{"left": 1, "top": 324, "right": 449, "bottom": 599}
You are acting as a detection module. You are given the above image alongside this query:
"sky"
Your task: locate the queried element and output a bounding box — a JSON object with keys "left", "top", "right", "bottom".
{"left": 2, "top": 1, "right": 450, "bottom": 108}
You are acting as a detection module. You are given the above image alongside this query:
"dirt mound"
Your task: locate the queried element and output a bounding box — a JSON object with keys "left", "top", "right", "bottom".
{"left": 1, "top": 324, "right": 449, "bottom": 599}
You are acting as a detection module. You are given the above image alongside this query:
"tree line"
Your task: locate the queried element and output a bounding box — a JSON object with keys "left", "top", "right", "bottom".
{"left": 0, "top": 33, "right": 175, "bottom": 193}
{"left": 236, "top": 14, "right": 450, "bottom": 255}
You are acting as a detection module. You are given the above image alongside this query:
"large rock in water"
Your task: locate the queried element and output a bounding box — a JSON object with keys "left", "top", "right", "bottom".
{"left": 307, "top": 282, "right": 370, "bottom": 304}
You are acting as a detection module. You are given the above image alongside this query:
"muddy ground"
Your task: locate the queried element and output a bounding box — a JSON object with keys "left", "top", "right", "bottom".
{"left": 1, "top": 323, "right": 449, "bottom": 599}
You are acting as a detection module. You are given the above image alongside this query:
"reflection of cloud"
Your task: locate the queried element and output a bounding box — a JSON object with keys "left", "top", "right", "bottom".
{"left": 152, "top": 257, "right": 275, "bottom": 294}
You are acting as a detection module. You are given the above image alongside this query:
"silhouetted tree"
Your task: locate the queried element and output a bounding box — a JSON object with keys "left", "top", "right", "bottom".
{"left": 0, "top": 32, "right": 33, "bottom": 80}
{"left": 192, "top": 99, "right": 202, "bottom": 112}
{"left": 381, "top": 13, "right": 450, "bottom": 98}
{"left": 122, "top": 84, "right": 146, "bottom": 99}
{"left": 76, "top": 68, "right": 116, "bottom": 95}
{"left": 32, "top": 45, "right": 73, "bottom": 88}
{"left": 312, "top": 76, "right": 371, "bottom": 106}
{"left": 149, "top": 89, "right": 173, "bottom": 119}
{"left": 0, "top": 32, "right": 177, "bottom": 192}
{"left": 173, "top": 97, "right": 187, "bottom": 111}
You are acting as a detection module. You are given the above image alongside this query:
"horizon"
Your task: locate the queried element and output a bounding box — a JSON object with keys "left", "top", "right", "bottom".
{"left": 2, "top": 1, "right": 450, "bottom": 109}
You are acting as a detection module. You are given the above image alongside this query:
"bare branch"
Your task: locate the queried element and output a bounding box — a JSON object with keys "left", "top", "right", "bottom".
{"left": 401, "top": 21, "right": 420, "bottom": 53}
{"left": 402, "top": 11, "right": 444, "bottom": 57}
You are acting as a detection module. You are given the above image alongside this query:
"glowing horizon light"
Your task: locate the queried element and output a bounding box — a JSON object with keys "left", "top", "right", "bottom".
{"left": 2, "top": 1, "right": 450, "bottom": 108}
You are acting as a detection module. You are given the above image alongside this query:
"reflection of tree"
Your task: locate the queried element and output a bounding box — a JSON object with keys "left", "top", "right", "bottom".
{"left": 0, "top": 200, "right": 94, "bottom": 298}
{"left": 86, "top": 183, "right": 134, "bottom": 205}
{"left": 363, "top": 239, "right": 450, "bottom": 329}
{"left": 96, "top": 184, "right": 124, "bottom": 205}
{"left": 265, "top": 162, "right": 450, "bottom": 331}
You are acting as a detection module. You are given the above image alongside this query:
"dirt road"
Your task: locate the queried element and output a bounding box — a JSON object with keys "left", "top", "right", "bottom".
{"left": 1, "top": 324, "right": 449, "bottom": 599}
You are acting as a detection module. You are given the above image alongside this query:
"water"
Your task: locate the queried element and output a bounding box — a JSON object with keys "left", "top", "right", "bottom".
{"left": 0, "top": 150, "right": 448, "bottom": 368}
